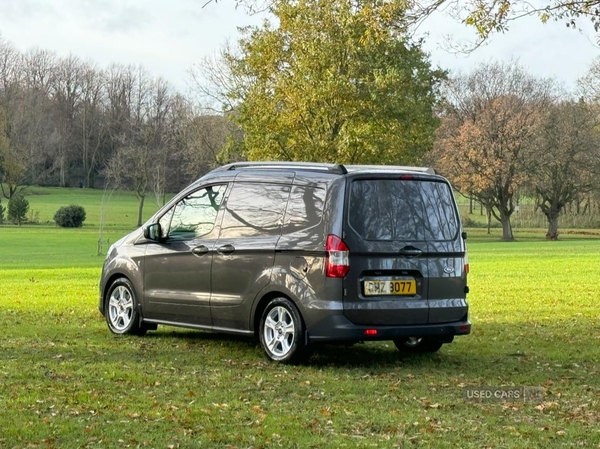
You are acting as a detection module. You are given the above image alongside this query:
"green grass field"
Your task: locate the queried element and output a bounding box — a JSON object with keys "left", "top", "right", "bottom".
{"left": 11, "top": 186, "right": 169, "bottom": 228}
{"left": 1, "top": 189, "right": 600, "bottom": 447}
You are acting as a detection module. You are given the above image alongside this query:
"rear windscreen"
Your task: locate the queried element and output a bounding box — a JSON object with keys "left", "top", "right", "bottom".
{"left": 348, "top": 179, "right": 459, "bottom": 241}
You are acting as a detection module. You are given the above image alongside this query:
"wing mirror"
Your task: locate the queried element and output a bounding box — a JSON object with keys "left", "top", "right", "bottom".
{"left": 143, "top": 223, "right": 162, "bottom": 241}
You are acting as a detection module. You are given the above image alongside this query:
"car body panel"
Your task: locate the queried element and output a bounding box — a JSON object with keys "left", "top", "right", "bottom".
{"left": 142, "top": 237, "right": 217, "bottom": 325}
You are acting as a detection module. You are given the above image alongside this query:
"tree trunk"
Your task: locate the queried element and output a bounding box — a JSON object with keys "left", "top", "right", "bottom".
{"left": 582, "top": 198, "right": 589, "bottom": 215}
{"left": 501, "top": 219, "right": 513, "bottom": 241}
{"left": 469, "top": 196, "right": 473, "bottom": 214}
{"left": 59, "top": 154, "right": 67, "bottom": 187}
{"left": 545, "top": 207, "right": 560, "bottom": 241}
{"left": 499, "top": 209, "right": 514, "bottom": 241}
{"left": 137, "top": 194, "right": 145, "bottom": 227}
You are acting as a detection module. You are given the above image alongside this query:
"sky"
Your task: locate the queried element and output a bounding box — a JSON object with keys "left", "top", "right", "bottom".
{"left": 0, "top": 0, "right": 597, "bottom": 94}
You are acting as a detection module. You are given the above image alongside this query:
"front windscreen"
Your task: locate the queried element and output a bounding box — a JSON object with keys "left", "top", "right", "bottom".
{"left": 348, "top": 179, "right": 459, "bottom": 241}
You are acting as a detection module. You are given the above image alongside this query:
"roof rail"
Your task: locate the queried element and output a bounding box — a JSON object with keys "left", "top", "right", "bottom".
{"left": 213, "top": 162, "right": 435, "bottom": 175}
{"left": 219, "top": 161, "right": 348, "bottom": 174}
{"left": 344, "top": 165, "right": 436, "bottom": 175}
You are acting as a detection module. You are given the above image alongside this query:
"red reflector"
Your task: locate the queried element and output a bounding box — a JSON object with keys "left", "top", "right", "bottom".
{"left": 399, "top": 174, "right": 414, "bottom": 180}
{"left": 364, "top": 329, "right": 378, "bottom": 336}
{"left": 326, "top": 234, "right": 350, "bottom": 278}
{"left": 464, "top": 264, "right": 470, "bottom": 275}
{"left": 459, "top": 325, "right": 470, "bottom": 332}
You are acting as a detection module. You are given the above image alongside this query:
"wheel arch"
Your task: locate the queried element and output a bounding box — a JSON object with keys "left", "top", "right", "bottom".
{"left": 101, "top": 273, "right": 135, "bottom": 315}
{"left": 252, "top": 290, "right": 305, "bottom": 337}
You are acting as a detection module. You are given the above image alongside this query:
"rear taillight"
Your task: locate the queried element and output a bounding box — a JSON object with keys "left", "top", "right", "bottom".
{"left": 326, "top": 234, "right": 349, "bottom": 278}
{"left": 464, "top": 251, "right": 469, "bottom": 275}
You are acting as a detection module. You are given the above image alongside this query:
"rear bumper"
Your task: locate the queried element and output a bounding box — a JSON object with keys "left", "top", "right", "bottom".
{"left": 307, "top": 313, "right": 471, "bottom": 343}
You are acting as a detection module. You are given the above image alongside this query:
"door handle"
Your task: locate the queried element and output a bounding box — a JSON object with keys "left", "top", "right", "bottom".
{"left": 217, "top": 244, "right": 235, "bottom": 255}
{"left": 191, "top": 245, "right": 209, "bottom": 256}
{"left": 398, "top": 246, "right": 423, "bottom": 257}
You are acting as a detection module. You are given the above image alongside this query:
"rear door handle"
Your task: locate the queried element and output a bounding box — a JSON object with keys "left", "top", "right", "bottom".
{"left": 191, "top": 245, "right": 209, "bottom": 257}
{"left": 217, "top": 244, "right": 235, "bottom": 255}
{"left": 399, "top": 246, "right": 423, "bottom": 257}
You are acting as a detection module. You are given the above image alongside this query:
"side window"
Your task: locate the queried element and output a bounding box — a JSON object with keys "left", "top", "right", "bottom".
{"left": 282, "top": 186, "right": 325, "bottom": 234}
{"left": 164, "top": 184, "right": 226, "bottom": 241}
{"left": 219, "top": 183, "right": 290, "bottom": 238}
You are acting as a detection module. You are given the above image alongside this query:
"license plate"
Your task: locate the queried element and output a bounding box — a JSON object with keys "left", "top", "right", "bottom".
{"left": 363, "top": 280, "right": 416, "bottom": 296}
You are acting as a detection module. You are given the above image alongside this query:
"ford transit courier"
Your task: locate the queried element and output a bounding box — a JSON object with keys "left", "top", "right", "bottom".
{"left": 99, "top": 162, "right": 470, "bottom": 363}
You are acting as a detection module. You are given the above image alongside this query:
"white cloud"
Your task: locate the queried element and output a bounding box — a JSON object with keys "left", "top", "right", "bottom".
{"left": 418, "top": 9, "right": 597, "bottom": 90}
{"left": 0, "top": 0, "right": 596, "bottom": 92}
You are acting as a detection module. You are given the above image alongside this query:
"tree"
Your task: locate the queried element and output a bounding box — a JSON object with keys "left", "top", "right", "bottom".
{"left": 0, "top": 35, "right": 215, "bottom": 197}
{"left": 410, "top": 0, "right": 600, "bottom": 48}
{"left": 0, "top": 37, "right": 23, "bottom": 109}
{"left": 190, "top": 43, "right": 248, "bottom": 114}
{"left": 103, "top": 68, "right": 182, "bottom": 226}
{"left": 528, "top": 100, "right": 600, "bottom": 240}
{"left": 51, "top": 55, "right": 85, "bottom": 187}
{"left": 0, "top": 106, "right": 10, "bottom": 176}
{"left": 207, "top": 0, "right": 445, "bottom": 164}
{"left": 0, "top": 107, "right": 26, "bottom": 199}
{"left": 179, "top": 114, "right": 241, "bottom": 180}
{"left": 215, "top": 0, "right": 600, "bottom": 48}
{"left": 579, "top": 56, "right": 600, "bottom": 102}
{"left": 105, "top": 144, "right": 151, "bottom": 227}
{"left": 78, "top": 62, "right": 106, "bottom": 189}
{"left": 7, "top": 192, "right": 28, "bottom": 226}
{"left": 104, "top": 67, "right": 153, "bottom": 227}
{"left": 431, "top": 62, "right": 553, "bottom": 241}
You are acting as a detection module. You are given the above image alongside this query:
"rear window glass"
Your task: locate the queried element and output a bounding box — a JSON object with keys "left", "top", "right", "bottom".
{"left": 348, "top": 179, "right": 459, "bottom": 241}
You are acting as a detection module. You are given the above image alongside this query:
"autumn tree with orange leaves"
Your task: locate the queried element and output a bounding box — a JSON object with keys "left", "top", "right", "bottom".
{"left": 430, "top": 62, "right": 553, "bottom": 241}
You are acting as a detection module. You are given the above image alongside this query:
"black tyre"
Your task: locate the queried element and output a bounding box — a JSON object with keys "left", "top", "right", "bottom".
{"left": 105, "top": 277, "right": 147, "bottom": 336}
{"left": 393, "top": 337, "right": 443, "bottom": 353}
{"left": 259, "top": 297, "right": 309, "bottom": 363}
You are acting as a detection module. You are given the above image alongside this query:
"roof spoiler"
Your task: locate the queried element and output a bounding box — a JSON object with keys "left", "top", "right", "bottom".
{"left": 344, "top": 165, "right": 436, "bottom": 175}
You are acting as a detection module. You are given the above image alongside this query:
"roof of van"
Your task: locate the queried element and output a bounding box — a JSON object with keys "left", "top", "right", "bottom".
{"left": 213, "top": 162, "right": 436, "bottom": 175}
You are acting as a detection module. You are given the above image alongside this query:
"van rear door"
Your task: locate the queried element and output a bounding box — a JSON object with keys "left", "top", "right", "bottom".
{"left": 342, "top": 175, "right": 465, "bottom": 326}
{"left": 419, "top": 181, "right": 468, "bottom": 324}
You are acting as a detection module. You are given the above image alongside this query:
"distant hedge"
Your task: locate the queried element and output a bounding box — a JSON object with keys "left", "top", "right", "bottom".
{"left": 54, "top": 205, "right": 86, "bottom": 228}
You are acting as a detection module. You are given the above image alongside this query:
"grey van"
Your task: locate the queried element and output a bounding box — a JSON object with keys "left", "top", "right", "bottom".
{"left": 99, "top": 162, "right": 470, "bottom": 363}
